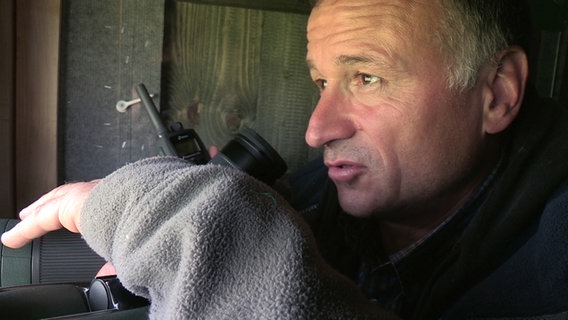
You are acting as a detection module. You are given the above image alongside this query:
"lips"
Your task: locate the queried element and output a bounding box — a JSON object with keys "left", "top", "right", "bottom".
{"left": 325, "top": 160, "right": 366, "bottom": 182}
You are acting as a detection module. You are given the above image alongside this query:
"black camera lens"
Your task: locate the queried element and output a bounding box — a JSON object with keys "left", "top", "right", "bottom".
{"left": 210, "top": 127, "right": 287, "bottom": 185}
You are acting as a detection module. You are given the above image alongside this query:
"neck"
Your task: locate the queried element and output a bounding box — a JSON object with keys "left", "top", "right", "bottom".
{"left": 378, "top": 210, "right": 454, "bottom": 255}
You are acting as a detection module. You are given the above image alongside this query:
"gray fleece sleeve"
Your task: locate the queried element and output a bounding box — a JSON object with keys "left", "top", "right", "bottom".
{"left": 80, "top": 157, "right": 397, "bottom": 320}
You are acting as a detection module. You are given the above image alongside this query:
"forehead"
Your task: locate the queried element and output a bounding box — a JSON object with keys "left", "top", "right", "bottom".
{"left": 307, "top": 0, "right": 441, "bottom": 64}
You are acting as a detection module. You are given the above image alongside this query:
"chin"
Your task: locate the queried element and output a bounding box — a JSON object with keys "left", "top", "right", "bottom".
{"left": 338, "top": 194, "right": 378, "bottom": 219}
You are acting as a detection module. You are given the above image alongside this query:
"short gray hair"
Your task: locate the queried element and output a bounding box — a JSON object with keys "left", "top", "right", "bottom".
{"left": 437, "top": 0, "right": 531, "bottom": 90}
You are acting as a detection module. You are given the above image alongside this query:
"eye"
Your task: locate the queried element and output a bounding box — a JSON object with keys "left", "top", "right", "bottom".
{"left": 313, "top": 78, "right": 328, "bottom": 91}
{"left": 355, "top": 73, "right": 382, "bottom": 86}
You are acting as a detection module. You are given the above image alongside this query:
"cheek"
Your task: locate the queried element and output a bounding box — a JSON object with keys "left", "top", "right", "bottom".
{"left": 399, "top": 95, "right": 484, "bottom": 182}
{"left": 405, "top": 87, "right": 480, "bottom": 143}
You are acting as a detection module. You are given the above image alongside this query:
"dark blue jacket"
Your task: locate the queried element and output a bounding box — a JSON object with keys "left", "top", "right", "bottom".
{"left": 443, "top": 179, "right": 568, "bottom": 319}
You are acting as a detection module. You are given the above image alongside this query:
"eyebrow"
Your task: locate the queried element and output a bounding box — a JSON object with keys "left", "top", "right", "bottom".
{"left": 306, "top": 48, "right": 401, "bottom": 75}
{"left": 336, "top": 54, "right": 375, "bottom": 66}
{"left": 306, "top": 55, "right": 375, "bottom": 71}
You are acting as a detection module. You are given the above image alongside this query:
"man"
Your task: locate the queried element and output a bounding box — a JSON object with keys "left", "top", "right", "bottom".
{"left": 3, "top": 0, "right": 568, "bottom": 319}
{"left": 303, "top": 0, "right": 568, "bottom": 318}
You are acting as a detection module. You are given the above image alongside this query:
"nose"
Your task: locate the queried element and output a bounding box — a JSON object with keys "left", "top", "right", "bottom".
{"left": 305, "top": 89, "right": 356, "bottom": 148}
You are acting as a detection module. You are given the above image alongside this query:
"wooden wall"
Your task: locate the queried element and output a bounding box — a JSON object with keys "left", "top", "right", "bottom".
{"left": 162, "top": 1, "right": 321, "bottom": 172}
{"left": 0, "top": 0, "right": 61, "bottom": 217}
{"left": 59, "top": 0, "right": 165, "bottom": 182}
{"left": 2, "top": 0, "right": 317, "bottom": 219}
{"left": 0, "top": 0, "right": 16, "bottom": 218}
{"left": 0, "top": 0, "right": 165, "bottom": 218}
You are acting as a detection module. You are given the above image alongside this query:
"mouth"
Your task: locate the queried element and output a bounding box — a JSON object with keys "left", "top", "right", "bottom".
{"left": 325, "top": 160, "right": 366, "bottom": 183}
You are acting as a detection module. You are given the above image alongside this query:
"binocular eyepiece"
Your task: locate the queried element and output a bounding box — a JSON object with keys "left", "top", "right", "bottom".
{"left": 208, "top": 127, "right": 288, "bottom": 185}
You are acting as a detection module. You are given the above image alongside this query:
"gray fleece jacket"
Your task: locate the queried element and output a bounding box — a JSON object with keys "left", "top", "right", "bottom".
{"left": 80, "top": 157, "right": 396, "bottom": 319}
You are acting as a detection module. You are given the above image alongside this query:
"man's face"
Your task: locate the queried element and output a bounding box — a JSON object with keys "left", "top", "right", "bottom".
{"left": 306, "top": 0, "right": 490, "bottom": 222}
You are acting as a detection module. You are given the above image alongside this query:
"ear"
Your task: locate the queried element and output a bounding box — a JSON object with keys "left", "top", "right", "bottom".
{"left": 482, "top": 46, "right": 528, "bottom": 134}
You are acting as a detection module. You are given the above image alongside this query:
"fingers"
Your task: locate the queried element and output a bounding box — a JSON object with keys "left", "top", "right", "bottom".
{"left": 18, "top": 186, "right": 63, "bottom": 220}
{"left": 1, "top": 180, "right": 100, "bottom": 249}
{"left": 208, "top": 145, "right": 220, "bottom": 158}
{"left": 96, "top": 262, "right": 117, "bottom": 277}
{"left": 1, "top": 209, "right": 63, "bottom": 248}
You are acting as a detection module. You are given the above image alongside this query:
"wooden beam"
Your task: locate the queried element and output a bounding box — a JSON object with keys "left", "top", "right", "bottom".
{"left": 0, "top": 0, "right": 16, "bottom": 218}
{"left": 15, "top": 0, "right": 61, "bottom": 211}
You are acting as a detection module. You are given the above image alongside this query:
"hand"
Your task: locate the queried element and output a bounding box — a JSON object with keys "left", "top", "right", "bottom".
{"left": 1, "top": 180, "right": 100, "bottom": 249}
{"left": 208, "top": 145, "right": 220, "bottom": 158}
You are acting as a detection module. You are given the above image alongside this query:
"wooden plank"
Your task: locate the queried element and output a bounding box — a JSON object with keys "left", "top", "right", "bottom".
{"left": 0, "top": 0, "right": 16, "bottom": 218}
{"left": 255, "top": 9, "right": 322, "bottom": 170}
{"left": 163, "top": 2, "right": 320, "bottom": 172}
{"left": 164, "top": 3, "right": 263, "bottom": 144}
{"left": 176, "top": 0, "right": 312, "bottom": 14}
{"left": 15, "top": 0, "right": 61, "bottom": 211}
